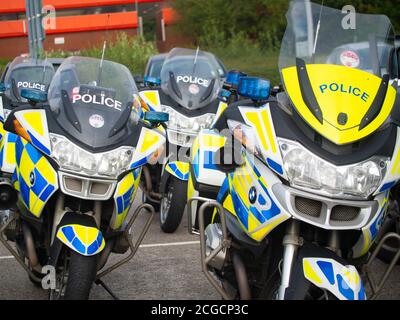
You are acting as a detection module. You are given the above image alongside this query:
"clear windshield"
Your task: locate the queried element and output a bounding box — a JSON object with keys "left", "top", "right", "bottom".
{"left": 160, "top": 48, "right": 221, "bottom": 110}
{"left": 279, "top": 1, "right": 395, "bottom": 77}
{"left": 48, "top": 56, "right": 138, "bottom": 149}
{"left": 3, "top": 57, "right": 55, "bottom": 103}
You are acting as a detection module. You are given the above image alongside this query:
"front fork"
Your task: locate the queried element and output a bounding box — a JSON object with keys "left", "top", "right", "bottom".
{"left": 278, "top": 220, "right": 302, "bottom": 300}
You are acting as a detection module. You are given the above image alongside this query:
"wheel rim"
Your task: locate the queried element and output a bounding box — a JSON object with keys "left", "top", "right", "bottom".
{"left": 160, "top": 188, "right": 173, "bottom": 224}
{"left": 50, "top": 252, "right": 69, "bottom": 300}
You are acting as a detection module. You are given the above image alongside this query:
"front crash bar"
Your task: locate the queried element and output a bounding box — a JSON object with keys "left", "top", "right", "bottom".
{"left": 187, "top": 197, "right": 233, "bottom": 300}
{"left": 364, "top": 232, "right": 400, "bottom": 299}
{"left": 0, "top": 213, "right": 43, "bottom": 283}
{"left": 96, "top": 203, "right": 155, "bottom": 279}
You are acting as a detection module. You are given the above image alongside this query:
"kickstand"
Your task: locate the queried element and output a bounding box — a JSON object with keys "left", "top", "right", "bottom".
{"left": 95, "top": 279, "right": 120, "bottom": 300}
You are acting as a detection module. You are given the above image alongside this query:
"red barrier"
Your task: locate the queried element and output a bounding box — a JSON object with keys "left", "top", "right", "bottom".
{"left": 162, "top": 7, "right": 179, "bottom": 26}
{"left": 0, "top": 0, "right": 163, "bottom": 14}
{"left": 0, "top": 11, "right": 138, "bottom": 38}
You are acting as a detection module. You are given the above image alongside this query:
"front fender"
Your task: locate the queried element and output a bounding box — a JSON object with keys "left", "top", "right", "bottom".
{"left": 55, "top": 213, "right": 105, "bottom": 256}
{"left": 165, "top": 161, "right": 189, "bottom": 181}
{"left": 286, "top": 243, "right": 366, "bottom": 300}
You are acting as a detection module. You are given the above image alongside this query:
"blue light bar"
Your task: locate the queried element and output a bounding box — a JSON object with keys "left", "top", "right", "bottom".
{"left": 20, "top": 89, "right": 47, "bottom": 103}
{"left": 144, "top": 111, "right": 169, "bottom": 123}
{"left": 225, "top": 70, "right": 247, "bottom": 88}
{"left": 143, "top": 76, "right": 161, "bottom": 86}
{"left": 237, "top": 77, "right": 270, "bottom": 101}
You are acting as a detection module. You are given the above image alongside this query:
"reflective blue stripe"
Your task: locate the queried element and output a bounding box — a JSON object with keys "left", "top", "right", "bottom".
{"left": 379, "top": 181, "right": 396, "bottom": 192}
{"left": 336, "top": 274, "right": 354, "bottom": 300}
{"left": 62, "top": 226, "right": 75, "bottom": 242}
{"left": 317, "top": 260, "right": 335, "bottom": 285}
{"left": 267, "top": 158, "right": 283, "bottom": 175}
{"left": 28, "top": 131, "right": 50, "bottom": 155}
{"left": 25, "top": 143, "right": 42, "bottom": 165}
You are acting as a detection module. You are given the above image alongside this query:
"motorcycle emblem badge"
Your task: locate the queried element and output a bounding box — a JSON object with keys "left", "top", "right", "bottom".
{"left": 248, "top": 186, "right": 257, "bottom": 204}
{"left": 29, "top": 170, "right": 36, "bottom": 186}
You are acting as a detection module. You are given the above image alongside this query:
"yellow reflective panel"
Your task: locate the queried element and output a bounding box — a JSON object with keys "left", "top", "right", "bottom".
{"left": 303, "top": 259, "right": 323, "bottom": 285}
{"left": 140, "top": 130, "right": 160, "bottom": 153}
{"left": 282, "top": 64, "right": 396, "bottom": 145}
{"left": 201, "top": 133, "right": 226, "bottom": 148}
{"left": 22, "top": 112, "right": 45, "bottom": 136}
{"left": 142, "top": 90, "right": 160, "bottom": 109}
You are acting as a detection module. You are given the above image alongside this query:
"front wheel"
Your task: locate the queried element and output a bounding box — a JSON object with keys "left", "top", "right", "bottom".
{"left": 159, "top": 177, "right": 187, "bottom": 233}
{"left": 51, "top": 250, "right": 97, "bottom": 300}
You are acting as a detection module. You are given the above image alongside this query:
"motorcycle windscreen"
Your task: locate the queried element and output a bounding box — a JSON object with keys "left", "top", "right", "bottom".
{"left": 4, "top": 57, "right": 55, "bottom": 103}
{"left": 279, "top": 1, "right": 397, "bottom": 145}
{"left": 160, "top": 48, "right": 221, "bottom": 110}
{"left": 48, "top": 56, "right": 138, "bottom": 149}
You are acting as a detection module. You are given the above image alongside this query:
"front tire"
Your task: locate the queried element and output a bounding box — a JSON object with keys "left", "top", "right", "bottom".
{"left": 64, "top": 251, "right": 97, "bottom": 300}
{"left": 51, "top": 250, "right": 97, "bottom": 300}
{"left": 159, "top": 177, "right": 187, "bottom": 233}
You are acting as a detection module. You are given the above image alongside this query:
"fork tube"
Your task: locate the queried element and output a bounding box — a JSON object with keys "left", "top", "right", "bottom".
{"left": 278, "top": 220, "right": 301, "bottom": 300}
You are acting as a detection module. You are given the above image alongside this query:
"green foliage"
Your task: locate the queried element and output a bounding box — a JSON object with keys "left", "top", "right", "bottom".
{"left": 173, "top": 0, "right": 400, "bottom": 86}
{"left": 174, "top": 0, "right": 400, "bottom": 48}
{"left": 207, "top": 33, "right": 280, "bottom": 85}
{"left": 46, "top": 33, "right": 158, "bottom": 75}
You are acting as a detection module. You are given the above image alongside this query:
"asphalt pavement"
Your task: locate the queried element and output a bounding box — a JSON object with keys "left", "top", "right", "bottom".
{"left": 0, "top": 190, "right": 399, "bottom": 300}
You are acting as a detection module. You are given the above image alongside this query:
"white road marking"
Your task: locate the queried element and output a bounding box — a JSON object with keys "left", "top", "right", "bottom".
{"left": 139, "top": 241, "right": 200, "bottom": 248}
{"left": 0, "top": 240, "right": 200, "bottom": 260}
{"left": 0, "top": 255, "right": 14, "bottom": 260}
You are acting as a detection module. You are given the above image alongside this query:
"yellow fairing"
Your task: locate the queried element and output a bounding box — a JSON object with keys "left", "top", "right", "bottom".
{"left": 282, "top": 64, "right": 396, "bottom": 145}
{"left": 57, "top": 224, "right": 105, "bottom": 256}
{"left": 15, "top": 138, "right": 58, "bottom": 218}
{"left": 0, "top": 132, "right": 17, "bottom": 173}
{"left": 139, "top": 90, "right": 161, "bottom": 111}
{"left": 111, "top": 168, "right": 141, "bottom": 230}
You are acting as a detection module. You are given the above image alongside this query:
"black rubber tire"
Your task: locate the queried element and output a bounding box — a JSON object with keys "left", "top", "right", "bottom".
{"left": 63, "top": 250, "right": 97, "bottom": 300}
{"left": 159, "top": 177, "right": 187, "bottom": 233}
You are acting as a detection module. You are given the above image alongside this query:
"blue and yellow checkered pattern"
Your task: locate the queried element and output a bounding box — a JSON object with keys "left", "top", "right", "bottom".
{"left": 165, "top": 161, "right": 189, "bottom": 181}
{"left": 112, "top": 168, "right": 142, "bottom": 230}
{"left": 303, "top": 258, "right": 366, "bottom": 300}
{"left": 15, "top": 137, "right": 58, "bottom": 217}
{"left": 0, "top": 132, "right": 18, "bottom": 173}
{"left": 57, "top": 224, "right": 105, "bottom": 256}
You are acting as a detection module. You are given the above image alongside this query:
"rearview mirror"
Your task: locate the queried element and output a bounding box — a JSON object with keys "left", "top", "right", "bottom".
{"left": 237, "top": 77, "right": 270, "bottom": 101}
{"left": 134, "top": 74, "right": 144, "bottom": 84}
{"left": 144, "top": 111, "right": 169, "bottom": 124}
{"left": 214, "top": 141, "right": 244, "bottom": 173}
{"left": 0, "top": 83, "right": 6, "bottom": 93}
{"left": 20, "top": 88, "right": 47, "bottom": 104}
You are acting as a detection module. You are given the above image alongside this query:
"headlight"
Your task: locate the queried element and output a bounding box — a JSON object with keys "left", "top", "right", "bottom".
{"left": 227, "top": 120, "right": 261, "bottom": 156}
{"left": 279, "top": 139, "right": 387, "bottom": 199}
{"left": 50, "top": 134, "right": 134, "bottom": 178}
{"left": 161, "top": 105, "right": 215, "bottom": 133}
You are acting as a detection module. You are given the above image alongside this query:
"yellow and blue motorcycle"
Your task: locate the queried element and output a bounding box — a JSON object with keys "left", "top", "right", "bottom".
{"left": 0, "top": 56, "right": 55, "bottom": 208}
{"left": 140, "top": 48, "right": 228, "bottom": 233}
{"left": 1, "top": 56, "right": 168, "bottom": 299}
{"left": 188, "top": 2, "right": 399, "bottom": 300}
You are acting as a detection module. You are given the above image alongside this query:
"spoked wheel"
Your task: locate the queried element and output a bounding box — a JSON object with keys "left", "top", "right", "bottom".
{"left": 159, "top": 177, "right": 187, "bottom": 233}
{"left": 50, "top": 250, "right": 97, "bottom": 300}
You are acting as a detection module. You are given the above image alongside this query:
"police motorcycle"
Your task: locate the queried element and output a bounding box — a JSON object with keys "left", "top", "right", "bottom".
{"left": 188, "top": 1, "right": 400, "bottom": 300}
{"left": 139, "top": 48, "right": 228, "bottom": 233}
{"left": 0, "top": 56, "right": 55, "bottom": 210}
{"left": 1, "top": 56, "right": 168, "bottom": 299}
